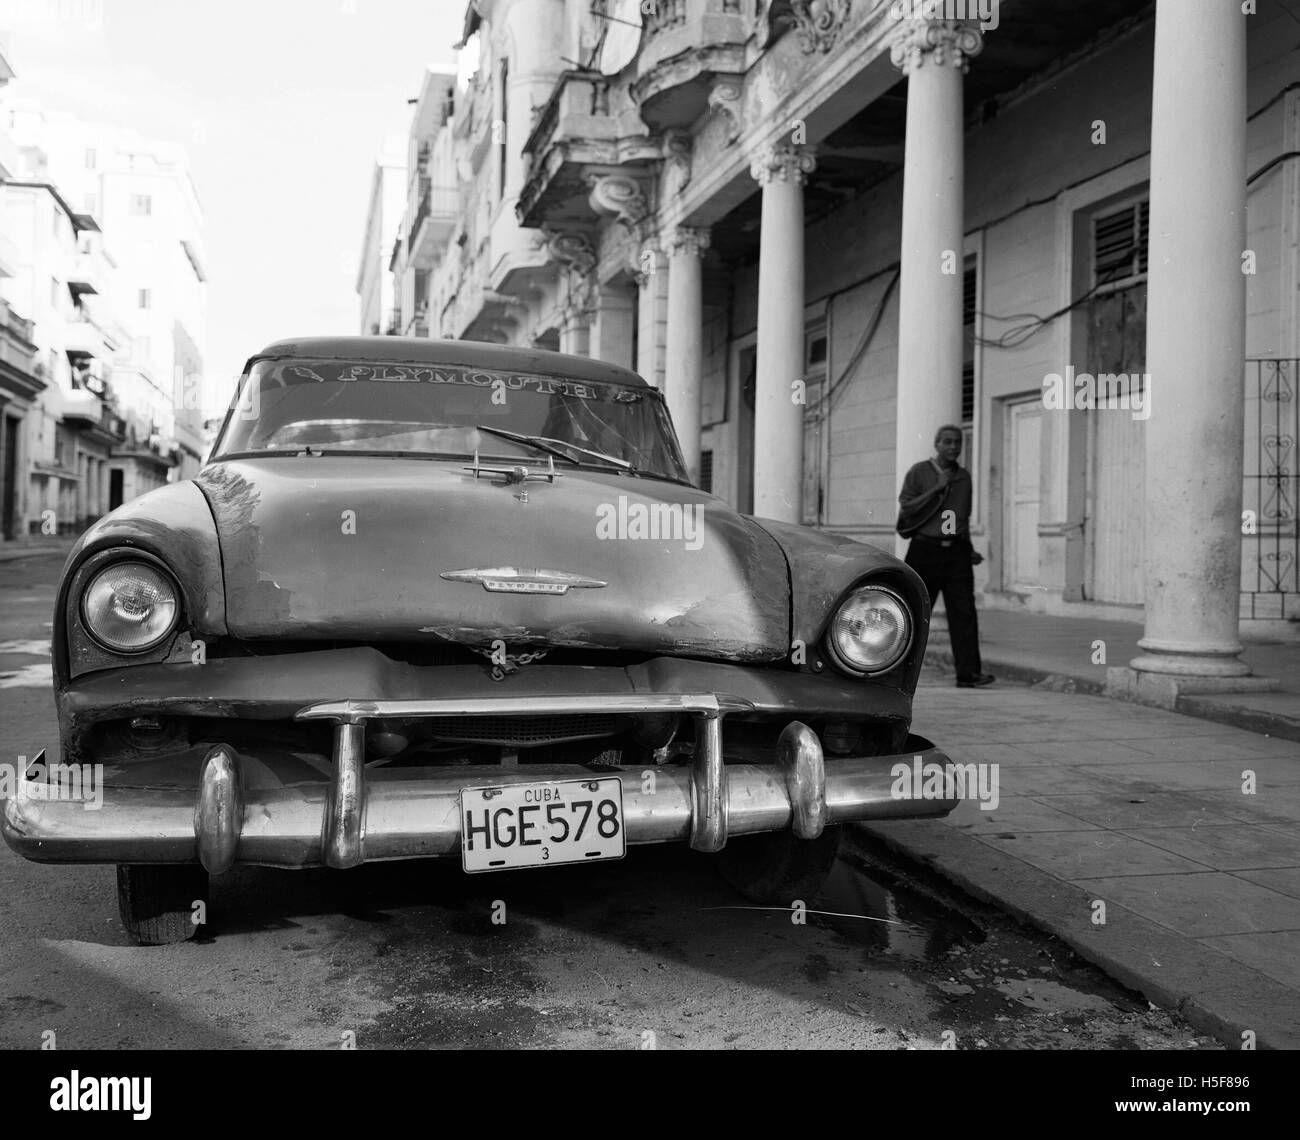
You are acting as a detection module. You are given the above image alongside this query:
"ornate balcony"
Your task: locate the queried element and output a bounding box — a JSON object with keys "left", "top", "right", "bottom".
{"left": 631, "top": 0, "right": 748, "bottom": 131}
{"left": 517, "top": 71, "right": 660, "bottom": 230}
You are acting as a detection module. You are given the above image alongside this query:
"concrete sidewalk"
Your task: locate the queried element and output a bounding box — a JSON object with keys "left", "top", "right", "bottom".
{"left": 859, "top": 680, "right": 1300, "bottom": 1049}
{"left": 925, "top": 607, "right": 1300, "bottom": 742}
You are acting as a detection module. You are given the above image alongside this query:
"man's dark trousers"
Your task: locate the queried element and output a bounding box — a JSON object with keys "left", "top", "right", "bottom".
{"left": 905, "top": 536, "right": 982, "bottom": 678}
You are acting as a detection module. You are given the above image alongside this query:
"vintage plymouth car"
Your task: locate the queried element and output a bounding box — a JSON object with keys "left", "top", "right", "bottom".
{"left": 3, "top": 338, "right": 955, "bottom": 943}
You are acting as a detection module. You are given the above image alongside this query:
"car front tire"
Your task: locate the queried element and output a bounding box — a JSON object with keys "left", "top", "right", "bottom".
{"left": 116, "top": 864, "right": 208, "bottom": 946}
{"left": 713, "top": 825, "right": 843, "bottom": 906}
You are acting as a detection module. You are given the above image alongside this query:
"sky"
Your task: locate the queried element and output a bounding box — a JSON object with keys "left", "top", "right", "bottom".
{"left": 0, "top": 0, "right": 463, "bottom": 413}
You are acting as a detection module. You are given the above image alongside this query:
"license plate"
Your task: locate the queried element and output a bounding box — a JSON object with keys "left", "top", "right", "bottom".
{"left": 460, "top": 777, "right": 625, "bottom": 873}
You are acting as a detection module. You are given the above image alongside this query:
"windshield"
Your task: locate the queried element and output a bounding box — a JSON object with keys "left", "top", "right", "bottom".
{"left": 212, "top": 358, "right": 691, "bottom": 482}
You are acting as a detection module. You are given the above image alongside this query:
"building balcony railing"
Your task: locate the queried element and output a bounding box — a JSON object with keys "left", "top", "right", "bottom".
{"left": 67, "top": 250, "right": 106, "bottom": 300}
{"left": 408, "top": 179, "right": 459, "bottom": 268}
{"left": 58, "top": 385, "right": 106, "bottom": 429}
{"left": 0, "top": 297, "right": 36, "bottom": 352}
{"left": 644, "top": 0, "right": 688, "bottom": 35}
{"left": 62, "top": 312, "right": 108, "bottom": 359}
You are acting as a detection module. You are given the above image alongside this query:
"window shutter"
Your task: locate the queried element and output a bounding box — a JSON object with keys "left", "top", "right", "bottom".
{"left": 1093, "top": 200, "right": 1149, "bottom": 286}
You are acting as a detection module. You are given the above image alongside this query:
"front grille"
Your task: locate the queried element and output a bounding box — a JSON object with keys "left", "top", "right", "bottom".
{"left": 423, "top": 714, "right": 621, "bottom": 747}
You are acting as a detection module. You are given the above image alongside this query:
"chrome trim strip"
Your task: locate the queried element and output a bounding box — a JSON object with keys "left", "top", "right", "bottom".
{"left": 294, "top": 692, "right": 756, "bottom": 723}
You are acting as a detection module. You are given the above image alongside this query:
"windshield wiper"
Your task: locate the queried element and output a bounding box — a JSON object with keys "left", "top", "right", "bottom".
{"left": 474, "top": 425, "right": 636, "bottom": 472}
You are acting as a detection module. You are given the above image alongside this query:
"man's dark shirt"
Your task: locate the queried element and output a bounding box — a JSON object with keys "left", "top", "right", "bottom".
{"left": 898, "top": 458, "right": 972, "bottom": 538}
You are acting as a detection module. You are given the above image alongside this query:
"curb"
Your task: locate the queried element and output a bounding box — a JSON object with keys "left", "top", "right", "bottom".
{"left": 923, "top": 644, "right": 1107, "bottom": 694}
{"left": 847, "top": 819, "right": 1300, "bottom": 1050}
{"left": 923, "top": 644, "right": 1300, "bottom": 741}
{"left": 0, "top": 544, "right": 75, "bottom": 564}
{"left": 1175, "top": 694, "right": 1300, "bottom": 745}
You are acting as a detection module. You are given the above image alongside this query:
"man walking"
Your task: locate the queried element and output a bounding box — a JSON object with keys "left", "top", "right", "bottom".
{"left": 897, "top": 425, "right": 995, "bottom": 688}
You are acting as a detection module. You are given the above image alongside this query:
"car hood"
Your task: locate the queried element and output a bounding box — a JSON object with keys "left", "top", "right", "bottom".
{"left": 194, "top": 458, "right": 791, "bottom": 661}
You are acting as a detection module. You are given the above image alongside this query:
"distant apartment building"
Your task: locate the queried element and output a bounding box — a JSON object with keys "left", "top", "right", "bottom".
{"left": 0, "top": 98, "right": 208, "bottom": 537}
{"left": 0, "top": 36, "right": 46, "bottom": 542}
{"left": 389, "top": 66, "right": 459, "bottom": 339}
{"left": 356, "top": 134, "right": 407, "bottom": 335}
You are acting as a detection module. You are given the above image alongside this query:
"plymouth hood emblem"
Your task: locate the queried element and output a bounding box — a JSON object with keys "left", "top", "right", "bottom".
{"left": 439, "top": 567, "right": 609, "bottom": 595}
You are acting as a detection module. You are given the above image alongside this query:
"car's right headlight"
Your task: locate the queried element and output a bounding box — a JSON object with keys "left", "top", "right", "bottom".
{"left": 825, "top": 584, "right": 913, "bottom": 676}
{"left": 81, "top": 560, "right": 180, "bottom": 653}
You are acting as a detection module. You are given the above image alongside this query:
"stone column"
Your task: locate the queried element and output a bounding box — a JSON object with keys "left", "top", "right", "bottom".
{"left": 558, "top": 311, "right": 589, "bottom": 357}
{"left": 749, "top": 142, "right": 815, "bottom": 523}
{"left": 890, "top": 18, "right": 982, "bottom": 553}
{"left": 634, "top": 239, "right": 667, "bottom": 389}
{"left": 663, "top": 226, "right": 710, "bottom": 483}
{"left": 1130, "top": 0, "right": 1250, "bottom": 679}
{"left": 590, "top": 282, "right": 637, "bottom": 371}
{"left": 547, "top": 230, "right": 596, "bottom": 358}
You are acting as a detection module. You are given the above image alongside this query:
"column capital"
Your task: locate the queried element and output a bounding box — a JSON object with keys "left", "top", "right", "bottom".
{"left": 889, "top": 19, "right": 984, "bottom": 75}
{"left": 749, "top": 142, "right": 817, "bottom": 187}
{"left": 664, "top": 226, "right": 711, "bottom": 259}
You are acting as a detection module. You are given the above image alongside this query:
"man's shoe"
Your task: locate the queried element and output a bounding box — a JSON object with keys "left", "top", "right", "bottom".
{"left": 956, "top": 673, "right": 996, "bottom": 688}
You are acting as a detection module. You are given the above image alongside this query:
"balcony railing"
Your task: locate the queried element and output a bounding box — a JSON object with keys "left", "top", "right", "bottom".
{"left": 407, "top": 180, "right": 458, "bottom": 253}
{"left": 644, "top": 0, "right": 687, "bottom": 34}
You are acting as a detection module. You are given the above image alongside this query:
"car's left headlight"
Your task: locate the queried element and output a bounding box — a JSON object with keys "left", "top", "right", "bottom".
{"left": 825, "top": 584, "right": 912, "bottom": 676}
{"left": 81, "top": 560, "right": 180, "bottom": 653}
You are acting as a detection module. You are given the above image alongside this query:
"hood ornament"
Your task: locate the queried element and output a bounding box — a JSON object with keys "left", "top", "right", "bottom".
{"left": 440, "top": 567, "right": 608, "bottom": 596}
{"left": 464, "top": 451, "right": 562, "bottom": 486}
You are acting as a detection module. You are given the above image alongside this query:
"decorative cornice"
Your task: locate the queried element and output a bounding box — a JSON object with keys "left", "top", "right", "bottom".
{"left": 789, "top": 0, "right": 852, "bottom": 53}
{"left": 707, "top": 79, "right": 744, "bottom": 144}
{"left": 662, "top": 129, "right": 692, "bottom": 194}
{"left": 748, "top": 142, "right": 817, "bottom": 186}
{"left": 587, "top": 173, "right": 649, "bottom": 231}
{"left": 889, "top": 18, "right": 984, "bottom": 74}
{"left": 664, "top": 226, "right": 711, "bottom": 260}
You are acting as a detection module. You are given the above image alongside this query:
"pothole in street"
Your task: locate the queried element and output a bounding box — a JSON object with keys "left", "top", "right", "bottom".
{"left": 837, "top": 831, "right": 1222, "bottom": 1048}
{"left": 811, "top": 851, "right": 986, "bottom": 962}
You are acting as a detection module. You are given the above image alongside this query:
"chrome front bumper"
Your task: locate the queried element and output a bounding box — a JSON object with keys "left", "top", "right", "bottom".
{"left": 2, "top": 693, "right": 955, "bottom": 870}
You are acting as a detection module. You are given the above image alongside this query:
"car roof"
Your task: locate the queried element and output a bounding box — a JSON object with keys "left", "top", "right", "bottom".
{"left": 250, "top": 336, "right": 649, "bottom": 389}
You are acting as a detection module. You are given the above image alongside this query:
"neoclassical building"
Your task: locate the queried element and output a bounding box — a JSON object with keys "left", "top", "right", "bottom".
{"left": 390, "top": 0, "right": 1300, "bottom": 696}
